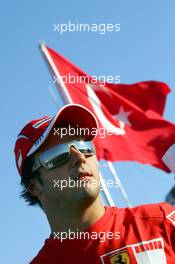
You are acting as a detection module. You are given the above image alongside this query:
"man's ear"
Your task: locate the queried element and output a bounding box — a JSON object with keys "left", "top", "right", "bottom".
{"left": 27, "top": 178, "right": 43, "bottom": 197}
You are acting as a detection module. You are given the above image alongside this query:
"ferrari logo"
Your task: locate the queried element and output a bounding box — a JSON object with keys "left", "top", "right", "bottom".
{"left": 110, "top": 251, "right": 130, "bottom": 264}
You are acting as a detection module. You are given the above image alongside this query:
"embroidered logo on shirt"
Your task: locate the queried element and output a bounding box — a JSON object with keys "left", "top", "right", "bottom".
{"left": 110, "top": 251, "right": 130, "bottom": 264}
{"left": 101, "top": 238, "right": 166, "bottom": 264}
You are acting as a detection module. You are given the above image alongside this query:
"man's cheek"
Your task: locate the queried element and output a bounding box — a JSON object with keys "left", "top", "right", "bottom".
{"left": 88, "top": 156, "right": 98, "bottom": 167}
{"left": 92, "top": 161, "right": 100, "bottom": 176}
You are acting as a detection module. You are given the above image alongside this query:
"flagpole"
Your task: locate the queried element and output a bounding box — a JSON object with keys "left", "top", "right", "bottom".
{"left": 40, "top": 42, "right": 114, "bottom": 206}
{"left": 40, "top": 42, "right": 73, "bottom": 104}
{"left": 107, "top": 161, "right": 132, "bottom": 207}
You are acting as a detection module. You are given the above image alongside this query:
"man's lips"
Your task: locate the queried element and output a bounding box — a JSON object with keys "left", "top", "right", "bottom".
{"left": 73, "top": 172, "right": 93, "bottom": 181}
{"left": 69, "top": 163, "right": 93, "bottom": 181}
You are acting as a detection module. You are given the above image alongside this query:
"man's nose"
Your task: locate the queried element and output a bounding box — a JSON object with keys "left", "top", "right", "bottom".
{"left": 69, "top": 146, "right": 86, "bottom": 167}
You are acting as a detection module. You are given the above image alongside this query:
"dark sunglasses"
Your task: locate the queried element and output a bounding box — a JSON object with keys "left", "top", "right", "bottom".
{"left": 32, "top": 140, "right": 95, "bottom": 172}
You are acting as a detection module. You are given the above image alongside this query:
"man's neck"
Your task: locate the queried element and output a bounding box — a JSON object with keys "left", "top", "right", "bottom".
{"left": 46, "top": 196, "right": 105, "bottom": 235}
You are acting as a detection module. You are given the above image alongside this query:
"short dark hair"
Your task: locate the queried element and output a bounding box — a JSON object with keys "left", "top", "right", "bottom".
{"left": 20, "top": 155, "right": 43, "bottom": 209}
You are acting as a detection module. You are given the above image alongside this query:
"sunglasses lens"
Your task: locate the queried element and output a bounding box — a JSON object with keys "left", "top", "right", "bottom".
{"left": 78, "top": 146, "right": 94, "bottom": 155}
{"left": 75, "top": 141, "right": 95, "bottom": 155}
{"left": 50, "top": 152, "right": 70, "bottom": 167}
{"left": 39, "top": 141, "right": 95, "bottom": 170}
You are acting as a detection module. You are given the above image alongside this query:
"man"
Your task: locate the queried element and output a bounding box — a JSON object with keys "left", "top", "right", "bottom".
{"left": 14, "top": 104, "right": 175, "bottom": 263}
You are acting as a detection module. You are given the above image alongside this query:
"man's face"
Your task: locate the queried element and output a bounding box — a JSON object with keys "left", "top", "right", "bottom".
{"left": 33, "top": 131, "right": 100, "bottom": 209}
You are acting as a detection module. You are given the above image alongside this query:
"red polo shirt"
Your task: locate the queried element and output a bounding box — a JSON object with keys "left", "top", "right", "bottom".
{"left": 30, "top": 203, "right": 175, "bottom": 264}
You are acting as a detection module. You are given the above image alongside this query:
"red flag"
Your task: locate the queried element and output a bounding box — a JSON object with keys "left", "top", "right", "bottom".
{"left": 42, "top": 45, "right": 175, "bottom": 172}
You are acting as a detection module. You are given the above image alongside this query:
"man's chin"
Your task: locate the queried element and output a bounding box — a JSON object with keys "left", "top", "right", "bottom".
{"left": 70, "top": 189, "right": 100, "bottom": 209}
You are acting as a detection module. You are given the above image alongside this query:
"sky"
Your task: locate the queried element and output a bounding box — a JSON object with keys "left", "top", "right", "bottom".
{"left": 1, "top": 0, "right": 175, "bottom": 263}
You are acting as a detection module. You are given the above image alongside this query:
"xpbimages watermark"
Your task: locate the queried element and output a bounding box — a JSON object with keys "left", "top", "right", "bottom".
{"left": 53, "top": 178, "right": 120, "bottom": 191}
{"left": 53, "top": 229, "right": 121, "bottom": 243}
{"left": 53, "top": 73, "right": 120, "bottom": 87}
{"left": 53, "top": 21, "right": 121, "bottom": 35}
{"left": 53, "top": 125, "right": 124, "bottom": 139}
